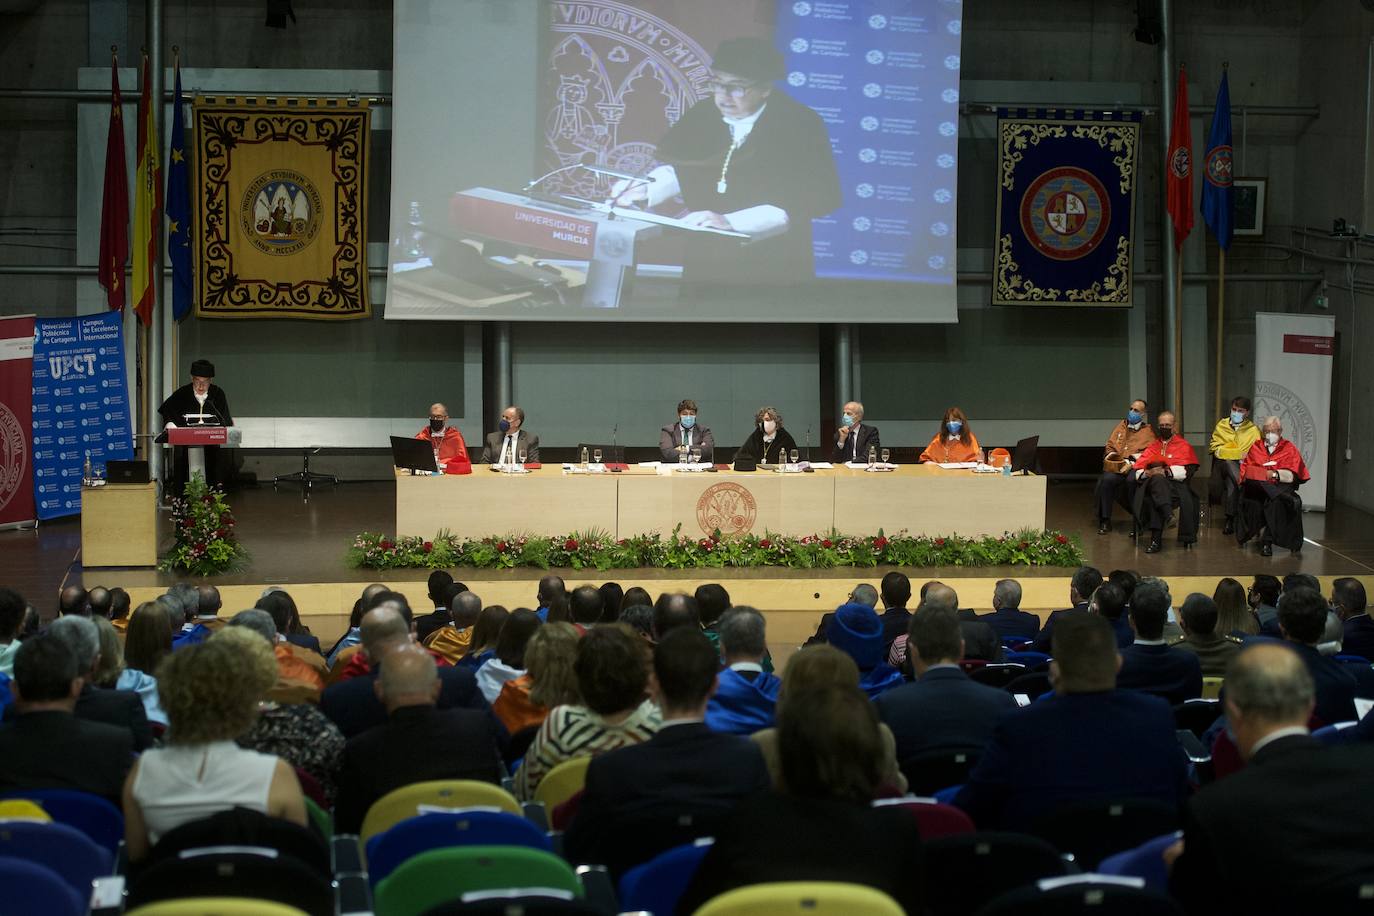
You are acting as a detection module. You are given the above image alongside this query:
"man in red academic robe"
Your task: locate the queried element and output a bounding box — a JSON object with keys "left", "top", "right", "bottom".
{"left": 414, "top": 402, "right": 471, "bottom": 474}
{"left": 1237, "top": 417, "right": 1311, "bottom": 556}
{"left": 1131, "top": 411, "right": 1200, "bottom": 554}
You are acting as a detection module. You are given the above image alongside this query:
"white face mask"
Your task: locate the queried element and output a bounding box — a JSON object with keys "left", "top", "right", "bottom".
{"left": 1265, "top": 432, "right": 1280, "bottom": 446}
{"left": 762, "top": 419, "right": 777, "bottom": 434}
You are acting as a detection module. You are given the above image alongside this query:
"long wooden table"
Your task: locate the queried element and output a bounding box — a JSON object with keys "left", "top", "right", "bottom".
{"left": 395, "top": 464, "right": 1046, "bottom": 540}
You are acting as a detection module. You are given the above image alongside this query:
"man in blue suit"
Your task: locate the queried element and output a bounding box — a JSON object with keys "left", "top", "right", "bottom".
{"left": 954, "top": 611, "right": 1189, "bottom": 832}
{"left": 1279, "top": 586, "right": 1374, "bottom": 725}
{"left": 1117, "top": 583, "right": 1203, "bottom": 704}
{"left": 1088, "top": 581, "right": 1135, "bottom": 649}
{"left": 1030, "top": 566, "right": 1102, "bottom": 653}
{"left": 876, "top": 606, "right": 1017, "bottom": 761}
{"left": 705, "top": 606, "right": 780, "bottom": 735}
{"left": 976, "top": 579, "right": 1041, "bottom": 642}
{"left": 1334, "top": 578, "right": 1374, "bottom": 661}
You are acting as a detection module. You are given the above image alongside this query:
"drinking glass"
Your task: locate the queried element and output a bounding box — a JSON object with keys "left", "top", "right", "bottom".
{"left": 881, "top": 448, "right": 891, "bottom": 465}
{"left": 592, "top": 448, "right": 602, "bottom": 465}
{"left": 789, "top": 449, "right": 800, "bottom": 466}
{"left": 518, "top": 448, "right": 528, "bottom": 465}
{"left": 690, "top": 448, "right": 701, "bottom": 465}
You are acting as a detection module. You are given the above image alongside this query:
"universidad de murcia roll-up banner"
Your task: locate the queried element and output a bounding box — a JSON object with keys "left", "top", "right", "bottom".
{"left": 1254, "top": 312, "right": 1335, "bottom": 511}
{"left": 0, "top": 314, "right": 36, "bottom": 528}
{"left": 31, "top": 312, "right": 135, "bottom": 521}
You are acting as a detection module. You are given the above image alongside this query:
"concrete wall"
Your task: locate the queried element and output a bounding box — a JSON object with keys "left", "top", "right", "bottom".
{"left": 2, "top": 0, "right": 1371, "bottom": 509}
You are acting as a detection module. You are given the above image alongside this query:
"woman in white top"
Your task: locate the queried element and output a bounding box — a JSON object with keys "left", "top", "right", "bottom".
{"left": 122, "top": 627, "right": 307, "bottom": 862}
{"left": 475, "top": 608, "right": 542, "bottom": 703}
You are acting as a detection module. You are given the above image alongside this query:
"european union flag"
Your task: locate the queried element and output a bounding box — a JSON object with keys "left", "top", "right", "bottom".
{"left": 166, "top": 62, "right": 193, "bottom": 320}
{"left": 1201, "top": 69, "right": 1234, "bottom": 251}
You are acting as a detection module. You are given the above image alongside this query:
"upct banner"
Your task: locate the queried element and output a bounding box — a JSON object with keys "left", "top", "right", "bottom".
{"left": 31, "top": 312, "right": 135, "bottom": 520}
{"left": 0, "top": 314, "right": 36, "bottom": 528}
{"left": 1254, "top": 312, "right": 1335, "bottom": 510}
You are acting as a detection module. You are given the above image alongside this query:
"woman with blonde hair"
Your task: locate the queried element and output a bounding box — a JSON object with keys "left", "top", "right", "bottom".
{"left": 122, "top": 627, "right": 307, "bottom": 862}
{"left": 493, "top": 622, "right": 582, "bottom": 734}
{"left": 89, "top": 614, "right": 166, "bottom": 727}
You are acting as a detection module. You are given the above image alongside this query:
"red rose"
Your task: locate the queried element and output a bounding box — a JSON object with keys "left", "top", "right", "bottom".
{"left": 1056, "top": 534, "right": 1068, "bottom": 545}
{"left": 215, "top": 528, "right": 227, "bottom": 538}
{"left": 564, "top": 538, "right": 579, "bottom": 551}
{"left": 379, "top": 539, "right": 393, "bottom": 550}
{"left": 1019, "top": 540, "right": 1029, "bottom": 549}
{"left": 821, "top": 539, "right": 833, "bottom": 549}
{"left": 760, "top": 538, "right": 772, "bottom": 548}
{"left": 617, "top": 538, "right": 627, "bottom": 546}
{"left": 423, "top": 541, "right": 433, "bottom": 553}
{"left": 873, "top": 536, "right": 888, "bottom": 550}
{"left": 699, "top": 538, "right": 714, "bottom": 549}
{"left": 935, "top": 538, "right": 946, "bottom": 547}
{"left": 496, "top": 541, "right": 508, "bottom": 552}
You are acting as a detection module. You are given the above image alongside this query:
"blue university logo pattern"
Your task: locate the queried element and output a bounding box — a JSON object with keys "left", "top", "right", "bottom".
{"left": 1254, "top": 380, "right": 1317, "bottom": 466}
{"left": 1019, "top": 166, "right": 1110, "bottom": 261}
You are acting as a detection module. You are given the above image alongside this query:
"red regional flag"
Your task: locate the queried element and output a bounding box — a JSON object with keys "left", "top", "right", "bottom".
{"left": 131, "top": 51, "right": 161, "bottom": 327}
{"left": 1166, "top": 65, "right": 1194, "bottom": 250}
{"left": 97, "top": 52, "right": 129, "bottom": 314}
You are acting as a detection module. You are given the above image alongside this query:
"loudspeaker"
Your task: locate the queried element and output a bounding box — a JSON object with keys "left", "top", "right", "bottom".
{"left": 1134, "top": 1, "right": 1163, "bottom": 44}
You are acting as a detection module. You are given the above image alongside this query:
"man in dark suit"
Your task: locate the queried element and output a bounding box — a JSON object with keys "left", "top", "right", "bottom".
{"left": 1088, "top": 582, "right": 1135, "bottom": 649}
{"left": 47, "top": 615, "right": 152, "bottom": 751}
{"left": 832, "top": 400, "right": 880, "bottom": 464}
{"left": 0, "top": 634, "right": 134, "bottom": 805}
{"left": 876, "top": 607, "right": 1017, "bottom": 762}
{"left": 565, "top": 628, "right": 770, "bottom": 877}
{"left": 333, "top": 648, "right": 505, "bottom": 834}
{"left": 976, "top": 579, "right": 1040, "bottom": 642}
{"left": 412, "top": 572, "right": 457, "bottom": 644}
{"left": 659, "top": 398, "right": 714, "bottom": 463}
{"left": 954, "top": 611, "right": 1189, "bottom": 832}
{"left": 320, "top": 605, "right": 494, "bottom": 740}
{"left": 1279, "top": 586, "right": 1374, "bottom": 725}
{"left": 877, "top": 572, "right": 913, "bottom": 651}
{"left": 1169, "top": 642, "right": 1374, "bottom": 912}
{"left": 1030, "top": 566, "right": 1102, "bottom": 653}
{"left": 1334, "top": 578, "right": 1374, "bottom": 661}
{"left": 1117, "top": 583, "right": 1203, "bottom": 704}
{"left": 480, "top": 405, "right": 541, "bottom": 465}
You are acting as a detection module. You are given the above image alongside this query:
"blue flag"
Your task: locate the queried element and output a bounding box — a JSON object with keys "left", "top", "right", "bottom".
{"left": 1201, "top": 69, "right": 1234, "bottom": 251}
{"left": 166, "top": 62, "right": 193, "bottom": 320}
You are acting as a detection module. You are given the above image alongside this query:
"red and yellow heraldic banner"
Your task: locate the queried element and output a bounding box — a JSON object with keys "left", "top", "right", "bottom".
{"left": 193, "top": 97, "right": 371, "bottom": 319}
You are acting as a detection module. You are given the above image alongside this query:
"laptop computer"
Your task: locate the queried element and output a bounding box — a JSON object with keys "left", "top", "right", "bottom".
{"left": 389, "top": 436, "right": 439, "bottom": 473}
{"left": 1011, "top": 435, "right": 1039, "bottom": 474}
{"left": 105, "top": 460, "right": 150, "bottom": 484}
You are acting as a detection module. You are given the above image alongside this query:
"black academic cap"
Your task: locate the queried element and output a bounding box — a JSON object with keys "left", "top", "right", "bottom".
{"left": 711, "top": 37, "right": 786, "bottom": 83}
{"left": 190, "top": 359, "right": 215, "bottom": 378}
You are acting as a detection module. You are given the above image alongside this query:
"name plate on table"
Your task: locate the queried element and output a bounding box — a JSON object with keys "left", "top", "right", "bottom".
{"left": 167, "top": 426, "right": 228, "bottom": 446}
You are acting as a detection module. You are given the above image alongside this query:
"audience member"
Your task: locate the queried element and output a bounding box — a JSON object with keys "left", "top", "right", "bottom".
{"left": 1334, "top": 578, "right": 1373, "bottom": 661}
{"left": 1139, "top": 575, "right": 1185, "bottom": 642}
{"left": 256, "top": 588, "right": 323, "bottom": 657}
{"left": 514, "top": 624, "right": 659, "bottom": 800}
{"left": 1106, "top": 568, "right": 1141, "bottom": 607}
{"left": 1249, "top": 574, "right": 1282, "bottom": 636}
{"left": 1172, "top": 593, "right": 1242, "bottom": 678}
{"left": 124, "top": 601, "right": 173, "bottom": 682}
{"left": 327, "top": 584, "right": 387, "bottom": 667}
{"left": 705, "top": 606, "right": 780, "bottom": 735}
{"left": 58, "top": 584, "right": 88, "bottom": 617}
{"left": 1088, "top": 582, "right": 1134, "bottom": 648}
{"left": 1117, "top": 583, "right": 1203, "bottom": 704}
{"left": 413, "top": 571, "right": 456, "bottom": 642}
{"left": 1169, "top": 643, "right": 1374, "bottom": 912}
{"left": 45, "top": 615, "right": 152, "bottom": 751}
{"left": 598, "top": 582, "right": 624, "bottom": 623}
{"left": 1030, "top": 566, "right": 1102, "bottom": 653}
{"left": 492, "top": 622, "right": 581, "bottom": 735}
{"left": 457, "top": 605, "right": 508, "bottom": 670}
{"left": 876, "top": 607, "right": 1017, "bottom": 761}
{"left": 752, "top": 645, "right": 906, "bottom": 794}
{"left": 976, "top": 578, "right": 1039, "bottom": 641}
{"left": 228, "top": 609, "right": 324, "bottom": 704}
{"left": 876, "top": 572, "right": 914, "bottom": 650}
{"left": 334, "top": 647, "right": 505, "bottom": 833}
{"left": 332, "top": 591, "right": 455, "bottom": 682}
{"left": 827, "top": 603, "right": 903, "bottom": 698}
{"left": 619, "top": 604, "right": 655, "bottom": 641}
{"left": 1213, "top": 576, "right": 1258, "bottom": 637}
{"left": 0, "top": 587, "right": 24, "bottom": 676}
{"left": 620, "top": 587, "right": 652, "bottom": 616}
{"left": 886, "top": 582, "right": 959, "bottom": 670}
{"left": 695, "top": 583, "right": 731, "bottom": 646}
{"left": 536, "top": 574, "right": 568, "bottom": 622}
{"left": 955, "top": 611, "right": 1188, "bottom": 831}
{"left": 653, "top": 592, "right": 701, "bottom": 640}
{"left": 424, "top": 590, "right": 482, "bottom": 664}
{"left": 804, "top": 581, "right": 878, "bottom": 647}
{"left": 0, "top": 633, "right": 134, "bottom": 805}
{"left": 476, "top": 608, "right": 541, "bottom": 703}
{"left": 90, "top": 614, "right": 166, "bottom": 726}
{"left": 219, "top": 627, "right": 345, "bottom": 808}
{"left": 87, "top": 586, "right": 113, "bottom": 621}
{"left": 566, "top": 628, "right": 770, "bottom": 877}
{"left": 108, "top": 587, "right": 131, "bottom": 632}
{"left": 320, "top": 605, "right": 491, "bottom": 739}
{"left": 122, "top": 633, "right": 307, "bottom": 862}
{"left": 171, "top": 585, "right": 226, "bottom": 649}
{"left": 679, "top": 683, "right": 925, "bottom": 915}
{"left": 569, "top": 585, "right": 604, "bottom": 632}
{"left": 1278, "top": 586, "right": 1374, "bottom": 724}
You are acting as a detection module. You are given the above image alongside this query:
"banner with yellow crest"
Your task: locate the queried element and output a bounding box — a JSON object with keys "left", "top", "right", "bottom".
{"left": 193, "top": 97, "right": 371, "bottom": 319}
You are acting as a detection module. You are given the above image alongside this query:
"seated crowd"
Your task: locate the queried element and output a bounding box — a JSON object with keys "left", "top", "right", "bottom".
{"left": 0, "top": 567, "right": 1371, "bottom": 914}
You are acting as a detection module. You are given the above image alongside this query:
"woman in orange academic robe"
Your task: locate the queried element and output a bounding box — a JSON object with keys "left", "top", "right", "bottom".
{"left": 919, "top": 407, "right": 982, "bottom": 464}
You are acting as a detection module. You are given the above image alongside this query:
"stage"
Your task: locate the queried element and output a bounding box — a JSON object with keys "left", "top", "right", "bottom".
{"left": 5, "top": 479, "right": 1373, "bottom": 662}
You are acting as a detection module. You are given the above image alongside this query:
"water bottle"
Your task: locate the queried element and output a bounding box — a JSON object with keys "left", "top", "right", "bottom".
{"left": 83, "top": 453, "right": 92, "bottom": 487}
{"left": 580, "top": 446, "right": 589, "bottom": 469}
{"left": 1002, "top": 459, "right": 1012, "bottom": 478}
{"left": 867, "top": 445, "right": 877, "bottom": 468}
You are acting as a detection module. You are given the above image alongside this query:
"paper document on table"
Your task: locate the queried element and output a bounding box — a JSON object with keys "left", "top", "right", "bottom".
{"left": 637, "top": 461, "right": 662, "bottom": 468}
{"left": 807, "top": 462, "right": 835, "bottom": 469}
{"left": 937, "top": 462, "right": 980, "bottom": 470}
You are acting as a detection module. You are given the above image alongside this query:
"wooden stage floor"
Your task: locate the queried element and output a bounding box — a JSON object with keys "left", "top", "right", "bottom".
{"left": 5, "top": 479, "right": 1373, "bottom": 657}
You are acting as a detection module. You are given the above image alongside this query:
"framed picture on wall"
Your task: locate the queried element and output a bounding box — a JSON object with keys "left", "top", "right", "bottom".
{"left": 1233, "top": 178, "right": 1267, "bottom": 237}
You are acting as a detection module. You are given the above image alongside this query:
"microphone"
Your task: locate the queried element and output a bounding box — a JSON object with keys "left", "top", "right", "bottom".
{"left": 611, "top": 423, "right": 619, "bottom": 465}
{"left": 584, "top": 166, "right": 656, "bottom": 183}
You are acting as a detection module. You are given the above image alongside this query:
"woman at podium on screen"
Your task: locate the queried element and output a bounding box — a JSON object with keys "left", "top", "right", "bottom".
{"left": 918, "top": 408, "right": 982, "bottom": 465}
{"left": 608, "top": 37, "right": 840, "bottom": 294}
{"left": 158, "top": 359, "right": 234, "bottom": 491}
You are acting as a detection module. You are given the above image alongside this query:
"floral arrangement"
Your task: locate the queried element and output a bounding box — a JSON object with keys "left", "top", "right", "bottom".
{"left": 158, "top": 474, "right": 249, "bottom": 575}
{"left": 346, "top": 526, "right": 1083, "bottom": 572}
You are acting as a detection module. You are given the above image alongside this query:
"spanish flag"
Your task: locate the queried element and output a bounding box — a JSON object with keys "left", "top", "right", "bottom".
{"left": 131, "top": 52, "right": 161, "bottom": 327}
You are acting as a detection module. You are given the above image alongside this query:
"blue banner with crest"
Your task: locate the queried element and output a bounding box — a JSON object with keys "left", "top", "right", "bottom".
{"left": 993, "top": 109, "right": 1141, "bottom": 307}
{"left": 31, "top": 312, "right": 135, "bottom": 520}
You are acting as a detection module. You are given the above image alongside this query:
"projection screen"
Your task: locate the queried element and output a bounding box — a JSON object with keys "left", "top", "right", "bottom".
{"left": 387, "top": 0, "right": 963, "bottom": 322}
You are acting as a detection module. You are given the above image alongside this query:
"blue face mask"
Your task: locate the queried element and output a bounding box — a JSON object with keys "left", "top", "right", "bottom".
{"left": 1127, "top": 409, "right": 1143, "bottom": 424}
{"left": 1230, "top": 411, "right": 1245, "bottom": 425}
{"left": 498, "top": 418, "right": 511, "bottom": 433}
{"left": 841, "top": 414, "right": 855, "bottom": 427}
{"left": 679, "top": 415, "right": 696, "bottom": 429}
{"left": 946, "top": 420, "right": 963, "bottom": 435}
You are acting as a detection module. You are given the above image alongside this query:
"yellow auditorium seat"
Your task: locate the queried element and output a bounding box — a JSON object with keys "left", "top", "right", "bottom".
{"left": 533, "top": 755, "right": 591, "bottom": 811}
{"left": 125, "top": 899, "right": 309, "bottom": 916}
{"left": 359, "top": 780, "right": 521, "bottom": 846}
{"left": 693, "top": 881, "right": 905, "bottom": 916}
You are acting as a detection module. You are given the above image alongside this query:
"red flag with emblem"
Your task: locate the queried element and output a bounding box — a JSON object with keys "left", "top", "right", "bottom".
{"left": 97, "top": 54, "right": 129, "bottom": 313}
{"left": 1166, "top": 66, "right": 1193, "bottom": 250}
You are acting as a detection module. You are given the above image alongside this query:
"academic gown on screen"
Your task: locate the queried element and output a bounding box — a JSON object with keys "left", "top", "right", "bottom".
{"left": 157, "top": 383, "right": 234, "bottom": 490}
{"left": 655, "top": 91, "right": 840, "bottom": 291}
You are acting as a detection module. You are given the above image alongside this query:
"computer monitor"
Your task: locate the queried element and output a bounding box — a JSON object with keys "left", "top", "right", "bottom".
{"left": 1011, "top": 435, "right": 1039, "bottom": 474}
{"left": 390, "top": 435, "right": 438, "bottom": 473}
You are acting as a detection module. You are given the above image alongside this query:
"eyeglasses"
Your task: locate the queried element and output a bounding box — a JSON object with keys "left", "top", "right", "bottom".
{"left": 706, "top": 79, "right": 762, "bottom": 98}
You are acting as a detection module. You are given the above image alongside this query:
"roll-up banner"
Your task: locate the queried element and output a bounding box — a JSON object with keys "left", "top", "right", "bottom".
{"left": 1253, "top": 312, "right": 1335, "bottom": 511}
{"left": 0, "top": 315, "right": 36, "bottom": 528}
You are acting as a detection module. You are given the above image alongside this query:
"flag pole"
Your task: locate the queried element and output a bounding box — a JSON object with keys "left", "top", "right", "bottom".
{"left": 1214, "top": 248, "right": 1226, "bottom": 421}
{"left": 1174, "top": 253, "right": 1185, "bottom": 430}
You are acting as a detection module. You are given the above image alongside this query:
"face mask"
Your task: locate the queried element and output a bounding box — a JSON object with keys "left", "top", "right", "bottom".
{"left": 762, "top": 419, "right": 777, "bottom": 434}
{"left": 1127, "top": 409, "right": 1143, "bottom": 425}
{"left": 1231, "top": 411, "right": 1245, "bottom": 425}
{"left": 946, "top": 420, "right": 963, "bottom": 435}
{"left": 841, "top": 414, "right": 855, "bottom": 428}
{"left": 680, "top": 415, "right": 696, "bottom": 429}
{"left": 1266, "top": 432, "right": 1280, "bottom": 446}
{"left": 498, "top": 419, "right": 511, "bottom": 434}
{"left": 429, "top": 417, "right": 444, "bottom": 433}
{"left": 1158, "top": 427, "right": 1174, "bottom": 439}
